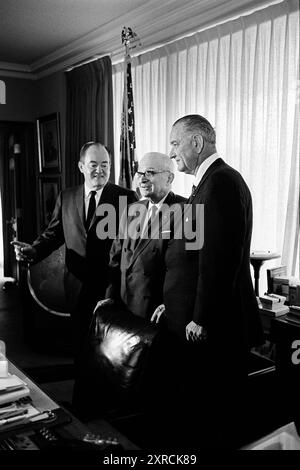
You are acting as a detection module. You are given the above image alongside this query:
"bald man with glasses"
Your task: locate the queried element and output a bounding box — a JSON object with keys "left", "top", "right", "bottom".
{"left": 96, "top": 151, "right": 186, "bottom": 321}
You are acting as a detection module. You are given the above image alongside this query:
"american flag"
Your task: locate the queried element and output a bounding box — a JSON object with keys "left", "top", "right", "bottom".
{"left": 118, "top": 54, "right": 137, "bottom": 188}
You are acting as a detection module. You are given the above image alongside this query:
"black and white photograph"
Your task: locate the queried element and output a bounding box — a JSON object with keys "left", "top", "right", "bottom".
{"left": 0, "top": 0, "right": 299, "bottom": 456}
{"left": 37, "top": 113, "right": 61, "bottom": 172}
{"left": 39, "top": 176, "right": 61, "bottom": 230}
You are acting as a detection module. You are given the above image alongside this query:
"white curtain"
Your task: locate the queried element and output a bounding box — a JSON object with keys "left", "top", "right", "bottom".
{"left": 113, "top": 0, "right": 300, "bottom": 277}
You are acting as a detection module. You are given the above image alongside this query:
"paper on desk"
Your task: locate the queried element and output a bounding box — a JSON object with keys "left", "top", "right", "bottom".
{"left": 0, "top": 374, "right": 27, "bottom": 391}
{"left": 0, "top": 374, "right": 30, "bottom": 406}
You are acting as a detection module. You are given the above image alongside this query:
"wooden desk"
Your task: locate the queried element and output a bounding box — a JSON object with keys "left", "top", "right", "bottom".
{"left": 270, "top": 317, "right": 300, "bottom": 390}
{"left": 258, "top": 308, "right": 288, "bottom": 338}
{"left": 1, "top": 360, "right": 138, "bottom": 450}
{"left": 244, "top": 421, "right": 300, "bottom": 450}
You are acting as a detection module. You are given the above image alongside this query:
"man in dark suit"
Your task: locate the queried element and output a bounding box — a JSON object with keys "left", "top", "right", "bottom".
{"left": 164, "top": 115, "right": 264, "bottom": 447}
{"left": 96, "top": 152, "right": 186, "bottom": 321}
{"left": 12, "top": 142, "right": 137, "bottom": 349}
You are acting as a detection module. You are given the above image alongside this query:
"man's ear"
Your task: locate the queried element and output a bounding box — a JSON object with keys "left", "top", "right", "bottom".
{"left": 168, "top": 172, "right": 175, "bottom": 184}
{"left": 193, "top": 134, "right": 204, "bottom": 153}
{"left": 78, "top": 160, "right": 83, "bottom": 173}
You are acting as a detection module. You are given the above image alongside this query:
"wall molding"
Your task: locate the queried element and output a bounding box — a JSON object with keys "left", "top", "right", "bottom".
{"left": 0, "top": 0, "right": 283, "bottom": 80}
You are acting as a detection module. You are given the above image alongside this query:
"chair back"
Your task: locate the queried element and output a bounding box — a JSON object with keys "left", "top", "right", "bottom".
{"left": 21, "top": 245, "right": 72, "bottom": 354}
{"left": 27, "top": 245, "right": 69, "bottom": 316}
{"left": 73, "top": 303, "right": 162, "bottom": 419}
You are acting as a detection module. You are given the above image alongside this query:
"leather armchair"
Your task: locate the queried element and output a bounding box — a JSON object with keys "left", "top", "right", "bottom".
{"left": 19, "top": 245, "right": 72, "bottom": 354}
{"left": 72, "top": 303, "right": 163, "bottom": 421}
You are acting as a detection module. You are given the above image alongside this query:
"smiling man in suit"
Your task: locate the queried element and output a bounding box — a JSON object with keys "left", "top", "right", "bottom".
{"left": 97, "top": 151, "right": 186, "bottom": 321}
{"left": 12, "top": 142, "right": 137, "bottom": 350}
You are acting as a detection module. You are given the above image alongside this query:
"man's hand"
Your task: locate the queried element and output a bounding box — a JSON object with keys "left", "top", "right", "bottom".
{"left": 150, "top": 304, "right": 165, "bottom": 324}
{"left": 186, "top": 321, "right": 207, "bottom": 342}
{"left": 93, "top": 298, "right": 114, "bottom": 313}
{"left": 11, "top": 241, "right": 37, "bottom": 263}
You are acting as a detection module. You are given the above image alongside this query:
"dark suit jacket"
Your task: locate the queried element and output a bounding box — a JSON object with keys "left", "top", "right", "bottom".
{"left": 32, "top": 182, "right": 138, "bottom": 312}
{"left": 106, "top": 191, "right": 186, "bottom": 320}
{"left": 164, "top": 159, "right": 264, "bottom": 350}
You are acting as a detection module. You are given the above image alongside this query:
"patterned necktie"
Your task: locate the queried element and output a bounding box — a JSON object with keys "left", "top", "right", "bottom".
{"left": 146, "top": 205, "right": 158, "bottom": 238}
{"left": 191, "top": 184, "right": 197, "bottom": 197}
{"left": 130, "top": 205, "right": 159, "bottom": 251}
{"left": 85, "top": 191, "right": 96, "bottom": 230}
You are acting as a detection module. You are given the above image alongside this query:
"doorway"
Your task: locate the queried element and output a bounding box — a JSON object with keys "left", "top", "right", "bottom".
{"left": 0, "top": 121, "right": 36, "bottom": 284}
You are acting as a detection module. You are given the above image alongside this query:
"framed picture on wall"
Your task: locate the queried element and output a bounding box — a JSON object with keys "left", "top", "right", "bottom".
{"left": 37, "top": 112, "right": 61, "bottom": 172}
{"left": 39, "top": 176, "right": 61, "bottom": 229}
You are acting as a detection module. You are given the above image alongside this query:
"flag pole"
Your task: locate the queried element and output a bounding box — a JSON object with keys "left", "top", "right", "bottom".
{"left": 119, "top": 27, "right": 137, "bottom": 189}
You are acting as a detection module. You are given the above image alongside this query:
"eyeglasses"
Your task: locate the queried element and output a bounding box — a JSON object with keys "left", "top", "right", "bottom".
{"left": 136, "top": 170, "right": 169, "bottom": 179}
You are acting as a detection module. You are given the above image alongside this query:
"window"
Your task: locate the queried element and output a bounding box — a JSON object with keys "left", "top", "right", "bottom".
{"left": 113, "top": 0, "right": 299, "bottom": 277}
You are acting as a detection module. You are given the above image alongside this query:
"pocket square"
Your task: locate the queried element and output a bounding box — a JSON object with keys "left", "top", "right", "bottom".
{"left": 161, "top": 230, "right": 171, "bottom": 233}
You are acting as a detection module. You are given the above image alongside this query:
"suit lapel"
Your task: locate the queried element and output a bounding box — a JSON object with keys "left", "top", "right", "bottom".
{"left": 128, "top": 193, "right": 176, "bottom": 268}
{"left": 75, "top": 185, "right": 85, "bottom": 230}
{"left": 127, "top": 200, "right": 148, "bottom": 263}
{"left": 188, "top": 158, "right": 225, "bottom": 202}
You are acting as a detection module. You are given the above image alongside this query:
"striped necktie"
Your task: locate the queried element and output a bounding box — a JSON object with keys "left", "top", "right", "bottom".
{"left": 145, "top": 205, "right": 158, "bottom": 238}
{"left": 131, "top": 205, "right": 158, "bottom": 250}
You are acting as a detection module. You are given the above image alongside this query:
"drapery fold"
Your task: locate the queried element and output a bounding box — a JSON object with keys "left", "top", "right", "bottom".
{"left": 113, "top": 0, "right": 299, "bottom": 276}
{"left": 0, "top": 133, "right": 10, "bottom": 276}
{"left": 65, "top": 56, "right": 114, "bottom": 187}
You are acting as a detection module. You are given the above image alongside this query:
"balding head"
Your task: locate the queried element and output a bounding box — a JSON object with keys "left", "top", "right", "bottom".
{"left": 139, "top": 152, "right": 175, "bottom": 174}
{"left": 137, "top": 152, "right": 175, "bottom": 203}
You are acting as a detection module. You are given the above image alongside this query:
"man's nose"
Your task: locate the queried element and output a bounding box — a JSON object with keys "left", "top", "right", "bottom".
{"left": 169, "top": 149, "right": 175, "bottom": 159}
{"left": 140, "top": 174, "right": 149, "bottom": 182}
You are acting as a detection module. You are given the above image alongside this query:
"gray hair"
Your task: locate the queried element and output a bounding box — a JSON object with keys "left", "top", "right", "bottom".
{"left": 140, "top": 152, "right": 175, "bottom": 173}
{"left": 173, "top": 115, "right": 216, "bottom": 145}
{"left": 79, "top": 142, "right": 110, "bottom": 161}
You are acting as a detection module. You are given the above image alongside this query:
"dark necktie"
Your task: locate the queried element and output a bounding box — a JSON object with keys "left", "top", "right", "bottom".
{"left": 191, "top": 184, "right": 197, "bottom": 197}
{"left": 85, "top": 191, "right": 96, "bottom": 230}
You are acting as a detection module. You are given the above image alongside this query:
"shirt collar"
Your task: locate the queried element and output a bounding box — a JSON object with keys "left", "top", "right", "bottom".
{"left": 148, "top": 191, "right": 170, "bottom": 212}
{"left": 84, "top": 183, "right": 104, "bottom": 199}
{"left": 194, "top": 152, "right": 220, "bottom": 187}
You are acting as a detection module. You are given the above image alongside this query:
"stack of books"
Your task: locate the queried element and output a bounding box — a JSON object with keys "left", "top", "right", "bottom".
{"left": 0, "top": 374, "right": 32, "bottom": 428}
{"left": 286, "top": 305, "right": 300, "bottom": 325}
{"left": 273, "top": 277, "right": 290, "bottom": 297}
{"left": 0, "top": 374, "right": 30, "bottom": 405}
{"left": 259, "top": 293, "right": 289, "bottom": 317}
{"left": 0, "top": 373, "right": 58, "bottom": 433}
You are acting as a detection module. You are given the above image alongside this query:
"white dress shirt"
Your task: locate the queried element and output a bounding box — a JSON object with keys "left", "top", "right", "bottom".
{"left": 193, "top": 152, "right": 220, "bottom": 188}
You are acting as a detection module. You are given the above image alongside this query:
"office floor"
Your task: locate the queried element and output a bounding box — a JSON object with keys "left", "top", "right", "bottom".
{"left": 0, "top": 277, "right": 74, "bottom": 405}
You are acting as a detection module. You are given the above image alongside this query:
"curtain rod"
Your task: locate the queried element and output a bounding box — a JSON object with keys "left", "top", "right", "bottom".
{"left": 111, "top": 0, "right": 284, "bottom": 66}
{"left": 66, "top": 0, "right": 283, "bottom": 71}
{"left": 65, "top": 53, "right": 113, "bottom": 72}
